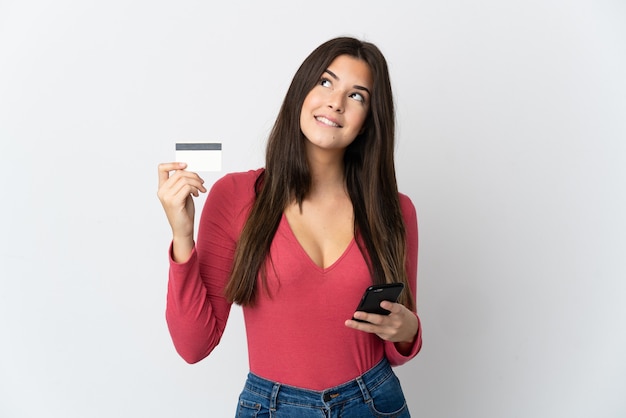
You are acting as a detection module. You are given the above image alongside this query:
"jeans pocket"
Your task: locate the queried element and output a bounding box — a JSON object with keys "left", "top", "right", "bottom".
{"left": 367, "top": 372, "right": 410, "bottom": 417}
{"left": 235, "top": 389, "right": 268, "bottom": 418}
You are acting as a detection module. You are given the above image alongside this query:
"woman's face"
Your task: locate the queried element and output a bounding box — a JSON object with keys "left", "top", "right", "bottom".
{"left": 299, "top": 54, "right": 372, "bottom": 155}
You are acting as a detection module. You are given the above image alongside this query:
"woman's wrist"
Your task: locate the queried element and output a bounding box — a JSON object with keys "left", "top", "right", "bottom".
{"left": 171, "top": 235, "right": 195, "bottom": 263}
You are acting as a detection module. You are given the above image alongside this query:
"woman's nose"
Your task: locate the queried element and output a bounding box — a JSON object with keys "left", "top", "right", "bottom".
{"left": 327, "top": 91, "right": 344, "bottom": 113}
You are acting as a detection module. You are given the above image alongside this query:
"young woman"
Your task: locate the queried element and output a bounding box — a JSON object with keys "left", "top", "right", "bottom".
{"left": 157, "top": 36, "right": 422, "bottom": 417}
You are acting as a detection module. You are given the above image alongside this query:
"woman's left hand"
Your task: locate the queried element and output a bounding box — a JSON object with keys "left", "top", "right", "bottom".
{"left": 345, "top": 301, "right": 418, "bottom": 345}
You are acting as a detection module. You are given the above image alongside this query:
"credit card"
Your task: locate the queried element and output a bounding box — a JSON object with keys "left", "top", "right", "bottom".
{"left": 175, "top": 142, "right": 222, "bottom": 172}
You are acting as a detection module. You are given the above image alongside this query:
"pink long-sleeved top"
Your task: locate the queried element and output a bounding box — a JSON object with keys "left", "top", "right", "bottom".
{"left": 166, "top": 169, "right": 422, "bottom": 390}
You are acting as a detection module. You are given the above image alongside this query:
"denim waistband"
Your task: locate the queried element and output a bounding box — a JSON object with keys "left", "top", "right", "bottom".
{"left": 244, "top": 357, "right": 394, "bottom": 409}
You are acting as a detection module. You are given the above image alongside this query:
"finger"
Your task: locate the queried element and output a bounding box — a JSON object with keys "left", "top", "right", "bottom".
{"left": 345, "top": 318, "right": 395, "bottom": 342}
{"left": 158, "top": 162, "right": 187, "bottom": 186}
{"left": 352, "top": 311, "right": 384, "bottom": 325}
{"left": 177, "top": 173, "right": 207, "bottom": 194}
{"left": 345, "top": 318, "right": 378, "bottom": 333}
{"left": 171, "top": 182, "right": 203, "bottom": 202}
{"left": 159, "top": 178, "right": 200, "bottom": 208}
{"left": 380, "top": 301, "right": 401, "bottom": 314}
{"left": 166, "top": 170, "right": 207, "bottom": 194}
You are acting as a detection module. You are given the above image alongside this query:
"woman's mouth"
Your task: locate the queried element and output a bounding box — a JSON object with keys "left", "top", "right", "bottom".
{"left": 315, "top": 116, "right": 341, "bottom": 128}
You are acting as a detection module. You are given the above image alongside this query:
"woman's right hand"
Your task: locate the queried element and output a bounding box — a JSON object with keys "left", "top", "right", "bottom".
{"left": 157, "top": 162, "right": 207, "bottom": 262}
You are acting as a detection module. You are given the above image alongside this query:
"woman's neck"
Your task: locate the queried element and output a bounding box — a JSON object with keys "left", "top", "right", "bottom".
{"left": 306, "top": 152, "right": 347, "bottom": 198}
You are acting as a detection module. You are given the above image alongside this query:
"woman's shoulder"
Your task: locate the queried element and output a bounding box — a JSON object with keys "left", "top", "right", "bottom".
{"left": 398, "top": 192, "right": 417, "bottom": 221}
{"left": 398, "top": 192, "right": 415, "bottom": 210}
{"left": 212, "top": 168, "right": 264, "bottom": 196}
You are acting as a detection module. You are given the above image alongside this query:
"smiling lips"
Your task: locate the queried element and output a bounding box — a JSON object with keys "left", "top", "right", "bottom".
{"left": 315, "top": 115, "right": 342, "bottom": 128}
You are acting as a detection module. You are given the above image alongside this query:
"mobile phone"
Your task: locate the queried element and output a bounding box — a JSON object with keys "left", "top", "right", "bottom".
{"left": 353, "top": 283, "right": 404, "bottom": 322}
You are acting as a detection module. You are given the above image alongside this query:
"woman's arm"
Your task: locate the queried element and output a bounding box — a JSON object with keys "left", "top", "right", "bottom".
{"left": 345, "top": 193, "right": 422, "bottom": 363}
{"left": 159, "top": 167, "right": 239, "bottom": 363}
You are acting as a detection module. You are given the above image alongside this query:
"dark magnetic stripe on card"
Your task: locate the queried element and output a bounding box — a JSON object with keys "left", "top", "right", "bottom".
{"left": 175, "top": 143, "right": 222, "bottom": 151}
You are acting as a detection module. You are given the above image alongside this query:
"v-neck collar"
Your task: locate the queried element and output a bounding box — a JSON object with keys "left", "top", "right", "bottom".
{"left": 279, "top": 213, "right": 357, "bottom": 274}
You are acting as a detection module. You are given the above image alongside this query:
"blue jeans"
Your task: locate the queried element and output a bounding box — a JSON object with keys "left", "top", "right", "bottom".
{"left": 235, "top": 357, "right": 410, "bottom": 417}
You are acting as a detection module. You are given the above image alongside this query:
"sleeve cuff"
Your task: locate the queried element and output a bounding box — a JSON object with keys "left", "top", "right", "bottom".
{"left": 385, "top": 313, "right": 423, "bottom": 366}
{"left": 168, "top": 241, "right": 197, "bottom": 267}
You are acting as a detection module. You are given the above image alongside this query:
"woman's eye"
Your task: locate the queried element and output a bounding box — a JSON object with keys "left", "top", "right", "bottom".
{"left": 350, "top": 92, "right": 365, "bottom": 103}
{"left": 320, "top": 78, "right": 332, "bottom": 88}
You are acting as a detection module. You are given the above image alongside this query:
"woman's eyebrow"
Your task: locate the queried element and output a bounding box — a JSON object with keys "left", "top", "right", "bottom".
{"left": 324, "top": 69, "right": 371, "bottom": 96}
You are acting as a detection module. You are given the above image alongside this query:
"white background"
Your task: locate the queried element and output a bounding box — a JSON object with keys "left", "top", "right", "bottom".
{"left": 1, "top": 1, "right": 625, "bottom": 417}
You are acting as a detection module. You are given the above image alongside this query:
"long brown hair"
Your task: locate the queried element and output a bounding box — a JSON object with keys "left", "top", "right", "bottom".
{"left": 225, "top": 37, "right": 414, "bottom": 310}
